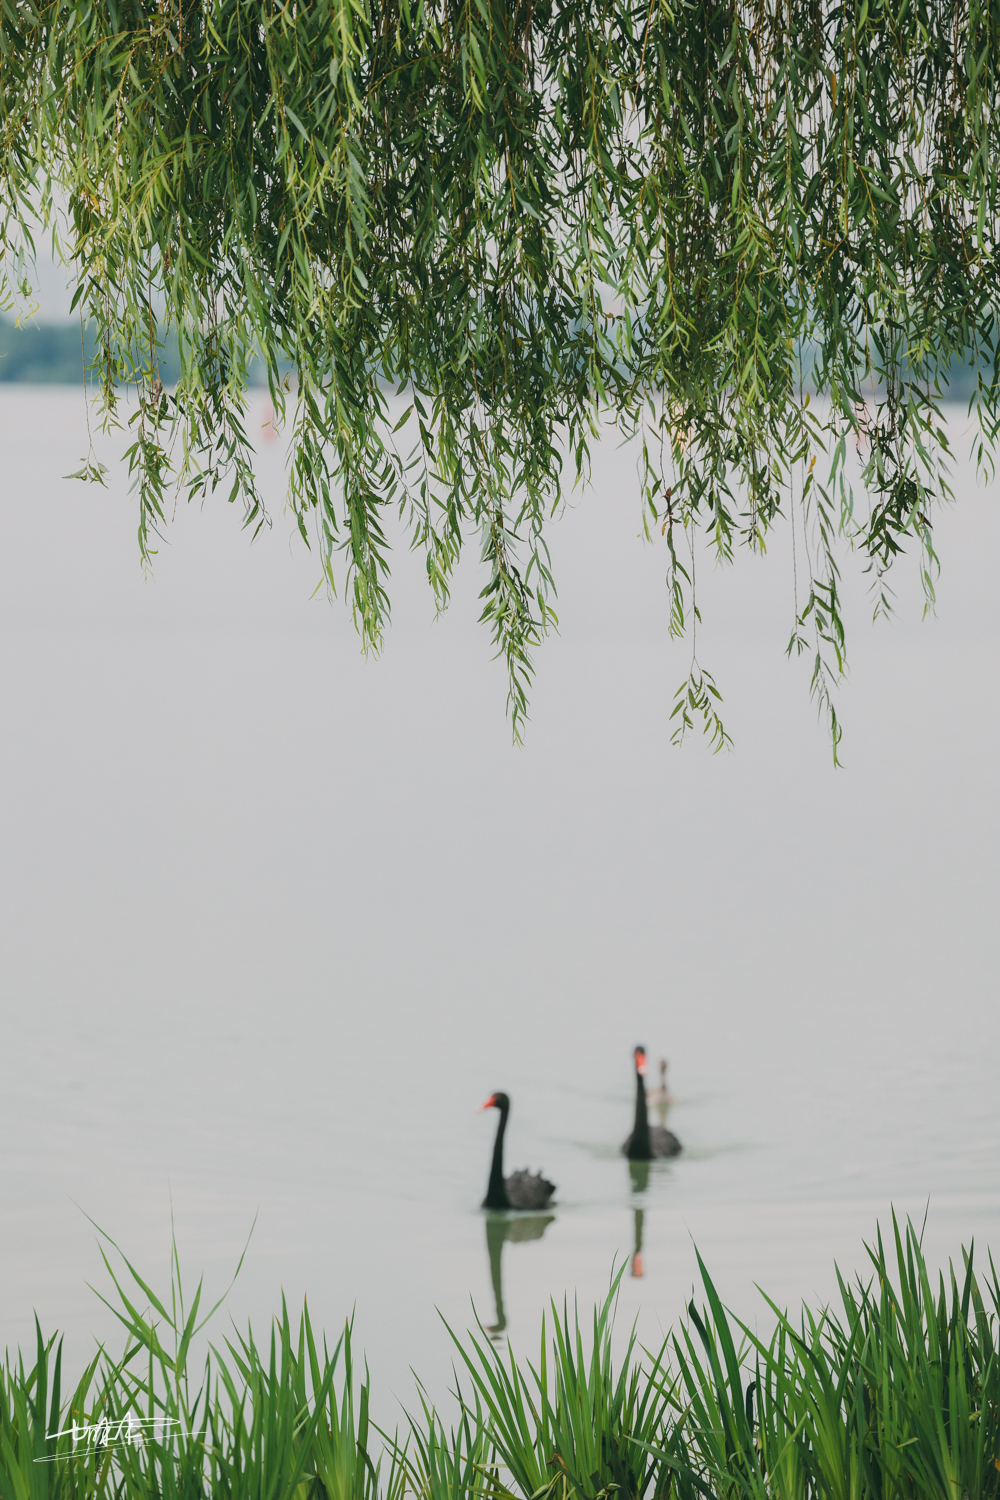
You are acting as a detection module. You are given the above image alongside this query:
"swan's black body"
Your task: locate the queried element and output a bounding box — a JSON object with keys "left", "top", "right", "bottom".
{"left": 622, "top": 1047, "right": 682, "bottom": 1159}
{"left": 481, "top": 1092, "right": 556, "bottom": 1210}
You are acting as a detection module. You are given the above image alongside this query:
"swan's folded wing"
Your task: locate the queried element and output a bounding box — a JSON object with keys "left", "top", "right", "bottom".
{"left": 504, "top": 1170, "right": 556, "bottom": 1209}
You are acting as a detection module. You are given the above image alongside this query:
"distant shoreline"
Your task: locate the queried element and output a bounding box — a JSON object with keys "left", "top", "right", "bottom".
{"left": 0, "top": 315, "right": 991, "bottom": 401}
{"left": 0, "top": 318, "right": 271, "bottom": 387}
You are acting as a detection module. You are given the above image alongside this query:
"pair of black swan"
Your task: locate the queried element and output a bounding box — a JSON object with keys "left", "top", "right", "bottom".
{"left": 479, "top": 1046, "right": 681, "bottom": 1208}
{"left": 623, "top": 1045, "right": 682, "bottom": 1158}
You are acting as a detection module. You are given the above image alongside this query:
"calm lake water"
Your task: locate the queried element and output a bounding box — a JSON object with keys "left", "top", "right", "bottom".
{"left": 1, "top": 387, "right": 998, "bottom": 1417}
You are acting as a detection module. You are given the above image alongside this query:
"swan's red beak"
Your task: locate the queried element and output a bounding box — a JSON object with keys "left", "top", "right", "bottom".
{"left": 478, "top": 1094, "right": 497, "bottom": 1110}
{"left": 634, "top": 1048, "right": 647, "bottom": 1076}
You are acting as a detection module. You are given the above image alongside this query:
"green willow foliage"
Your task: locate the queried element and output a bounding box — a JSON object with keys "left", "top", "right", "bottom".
{"left": 1, "top": 0, "right": 999, "bottom": 746}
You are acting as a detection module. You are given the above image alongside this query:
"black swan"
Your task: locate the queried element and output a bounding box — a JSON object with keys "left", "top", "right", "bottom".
{"left": 480, "top": 1092, "right": 556, "bottom": 1209}
{"left": 622, "top": 1046, "right": 681, "bottom": 1159}
{"left": 646, "top": 1057, "right": 677, "bottom": 1109}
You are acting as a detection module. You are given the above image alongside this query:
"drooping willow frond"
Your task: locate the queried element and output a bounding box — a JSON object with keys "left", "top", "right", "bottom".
{"left": 1, "top": 0, "right": 998, "bottom": 749}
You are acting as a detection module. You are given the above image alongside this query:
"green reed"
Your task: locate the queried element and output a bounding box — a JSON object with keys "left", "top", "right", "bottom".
{"left": 3, "top": 1218, "right": 1000, "bottom": 1500}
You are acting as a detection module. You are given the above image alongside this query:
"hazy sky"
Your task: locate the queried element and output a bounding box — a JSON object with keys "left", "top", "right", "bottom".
{"left": 1, "top": 387, "right": 997, "bottom": 1412}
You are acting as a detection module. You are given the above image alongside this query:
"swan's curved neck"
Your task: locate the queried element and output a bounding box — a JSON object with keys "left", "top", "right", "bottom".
{"left": 627, "top": 1066, "right": 651, "bottom": 1159}
{"left": 485, "top": 1102, "right": 510, "bottom": 1208}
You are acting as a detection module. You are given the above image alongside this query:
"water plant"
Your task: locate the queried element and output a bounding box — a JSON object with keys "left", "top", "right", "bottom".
{"left": 3, "top": 1216, "right": 999, "bottom": 1500}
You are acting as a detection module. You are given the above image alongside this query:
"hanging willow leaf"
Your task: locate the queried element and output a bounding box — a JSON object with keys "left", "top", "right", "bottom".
{"left": 1, "top": 0, "right": 997, "bottom": 749}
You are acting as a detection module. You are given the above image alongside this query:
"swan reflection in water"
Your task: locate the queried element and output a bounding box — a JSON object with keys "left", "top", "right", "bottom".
{"left": 484, "top": 1212, "right": 555, "bottom": 1336}
{"left": 629, "top": 1160, "right": 650, "bottom": 1277}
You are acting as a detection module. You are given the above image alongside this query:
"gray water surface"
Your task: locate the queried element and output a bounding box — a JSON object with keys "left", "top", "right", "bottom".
{"left": 1, "top": 387, "right": 998, "bottom": 1413}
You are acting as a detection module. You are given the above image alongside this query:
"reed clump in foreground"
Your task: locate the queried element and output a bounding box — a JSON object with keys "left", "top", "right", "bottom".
{"left": 3, "top": 1217, "right": 999, "bottom": 1500}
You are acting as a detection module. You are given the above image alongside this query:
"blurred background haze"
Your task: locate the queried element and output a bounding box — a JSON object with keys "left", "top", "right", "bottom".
{"left": 0, "top": 373, "right": 997, "bottom": 1426}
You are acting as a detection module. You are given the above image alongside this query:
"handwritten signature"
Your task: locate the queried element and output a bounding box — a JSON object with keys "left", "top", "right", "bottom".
{"left": 34, "top": 1416, "right": 180, "bottom": 1462}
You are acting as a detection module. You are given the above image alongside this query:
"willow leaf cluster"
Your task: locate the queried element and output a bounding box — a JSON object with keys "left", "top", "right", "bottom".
{"left": 1, "top": 0, "right": 998, "bottom": 745}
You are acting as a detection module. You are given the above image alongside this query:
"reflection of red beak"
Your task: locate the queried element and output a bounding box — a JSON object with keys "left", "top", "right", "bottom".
{"left": 631, "top": 1252, "right": 644, "bottom": 1278}
{"left": 478, "top": 1094, "right": 497, "bottom": 1111}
